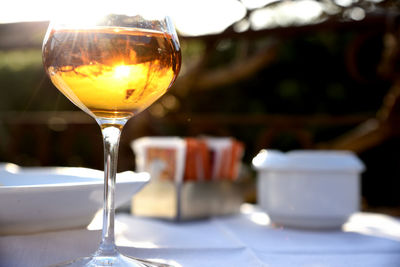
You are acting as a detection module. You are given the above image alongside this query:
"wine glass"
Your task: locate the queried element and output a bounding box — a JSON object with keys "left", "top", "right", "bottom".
{"left": 42, "top": 1, "right": 181, "bottom": 266}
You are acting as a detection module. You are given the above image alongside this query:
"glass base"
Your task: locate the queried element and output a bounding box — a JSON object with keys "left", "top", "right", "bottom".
{"left": 49, "top": 253, "right": 174, "bottom": 267}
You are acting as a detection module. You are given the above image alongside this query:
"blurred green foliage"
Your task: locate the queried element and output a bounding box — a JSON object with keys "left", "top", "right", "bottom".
{"left": 0, "top": 24, "right": 398, "bottom": 208}
{"left": 183, "top": 30, "right": 389, "bottom": 117}
{"left": 0, "top": 49, "right": 76, "bottom": 111}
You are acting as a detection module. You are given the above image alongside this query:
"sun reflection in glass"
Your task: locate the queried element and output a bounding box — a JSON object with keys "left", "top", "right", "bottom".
{"left": 114, "top": 65, "right": 131, "bottom": 79}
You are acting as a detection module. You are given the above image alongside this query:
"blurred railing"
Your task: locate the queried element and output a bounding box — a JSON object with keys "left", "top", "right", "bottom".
{"left": 0, "top": 111, "right": 372, "bottom": 170}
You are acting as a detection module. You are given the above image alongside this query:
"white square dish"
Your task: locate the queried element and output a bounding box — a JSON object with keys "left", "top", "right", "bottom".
{"left": 0, "top": 164, "right": 149, "bottom": 235}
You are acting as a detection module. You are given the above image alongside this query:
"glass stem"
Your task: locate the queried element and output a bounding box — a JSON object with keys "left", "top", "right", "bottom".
{"left": 97, "top": 123, "right": 125, "bottom": 256}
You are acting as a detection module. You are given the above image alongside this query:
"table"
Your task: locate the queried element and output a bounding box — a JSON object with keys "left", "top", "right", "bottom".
{"left": 1, "top": 205, "right": 400, "bottom": 267}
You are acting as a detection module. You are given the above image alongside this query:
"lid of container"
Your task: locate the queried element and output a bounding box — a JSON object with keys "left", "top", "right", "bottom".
{"left": 252, "top": 149, "right": 365, "bottom": 172}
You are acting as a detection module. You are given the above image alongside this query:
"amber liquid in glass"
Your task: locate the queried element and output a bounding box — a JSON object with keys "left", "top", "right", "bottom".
{"left": 43, "top": 27, "right": 181, "bottom": 119}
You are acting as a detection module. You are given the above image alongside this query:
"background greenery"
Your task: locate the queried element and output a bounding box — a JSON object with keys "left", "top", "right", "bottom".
{"left": 0, "top": 21, "right": 398, "bottom": 210}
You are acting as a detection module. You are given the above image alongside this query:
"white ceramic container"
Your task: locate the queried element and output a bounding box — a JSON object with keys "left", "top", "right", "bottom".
{"left": 252, "top": 150, "right": 365, "bottom": 229}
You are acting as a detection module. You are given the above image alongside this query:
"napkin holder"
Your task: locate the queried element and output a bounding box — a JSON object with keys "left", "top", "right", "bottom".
{"left": 130, "top": 137, "right": 245, "bottom": 221}
{"left": 131, "top": 180, "right": 244, "bottom": 220}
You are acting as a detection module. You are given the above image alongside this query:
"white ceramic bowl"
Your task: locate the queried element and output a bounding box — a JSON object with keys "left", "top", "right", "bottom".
{"left": 0, "top": 164, "right": 149, "bottom": 235}
{"left": 252, "top": 150, "right": 365, "bottom": 229}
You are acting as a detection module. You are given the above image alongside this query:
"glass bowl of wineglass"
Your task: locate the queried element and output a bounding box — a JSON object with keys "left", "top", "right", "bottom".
{"left": 42, "top": 0, "right": 181, "bottom": 266}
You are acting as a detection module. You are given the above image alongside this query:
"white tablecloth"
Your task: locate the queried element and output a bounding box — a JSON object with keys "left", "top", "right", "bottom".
{"left": 1, "top": 205, "right": 400, "bottom": 267}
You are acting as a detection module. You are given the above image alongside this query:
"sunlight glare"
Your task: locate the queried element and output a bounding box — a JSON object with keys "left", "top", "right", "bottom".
{"left": 3, "top": 163, "right": 20, "bottom": 174}
{"left": 241, "top": 204, "right": 271, "bottom": 226}
{"left": 0, "top": 0, "right": 54, "bottom": 23}
{"left": 252, "top": 149, "right": 269, "bottom": 167}
{"left": 349, "top": 7, "right": 366, "bottom": 21}
{"left": 334, "top": 0, "right": 354, "bottom": 7}
{"left": 116, "top": 237, "right": 159, "bottom": 249}
{"left": 170, "top": 0, "right": 246, "bottom": 36}
{"left": 241, "top": 0, "right": 278, "bottom": 10}
{"left": 147, "top": 259, "right": 182, "bottom": 267}
{"left": 343, "top": 212, "right": 400, "bottom": 242}
{"left": 1, "top": 0, "right": 247, "bottom": 37}
{"left": 241, "top": 203, "right": 256, "bottom": 214}
{"left": 87, "top": 209, "right": 103, "bottom": 230}
{"left": 250, "top": 211, "right": 271, "bottom": 226}
{"left": 114, "top": 65, "right": 131, "bottom": 79}
{"left": 250, "top": 0, "right": 323, "bottom": 30}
